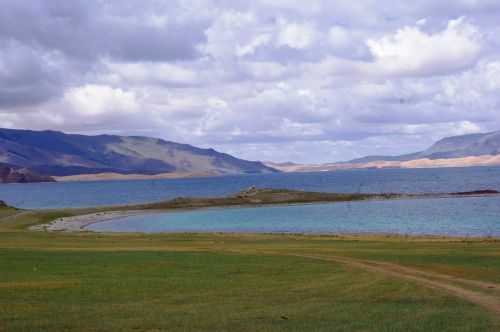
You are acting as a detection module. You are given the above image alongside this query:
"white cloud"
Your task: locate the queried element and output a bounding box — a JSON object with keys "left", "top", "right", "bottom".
{"left": 0, "top": 113, "right": 18, "bottom": 128}
{"left": 203, "top": 11, "right": 261, "bottom": 59}
{"left": 241, "top": 61, "right": 289, "bottom": 80}
{"left": 454, "top": 120, "right": 482, "bottom": 134}
{"left": 147, "top": 14, "right": 169, "bottom": 28}
{"left": 103, "top": 61, "right": 199, "bottom": 86}
{"left": 256, "top": 0, "right": 322, "bottom": 15}
{"left": 64, "top": 85, "right": 139, "bottom": 115}
{"left": 277, "top": 19, "right": 317, "bottom": 50}
{"left": 435, "top": 59, "right": 500, "bottom": 117}
{"left": 366, "top": 17, "right": 482, "bottom": 76}
{"left": 207, "top": 97, "right": 228, "bottom": 109}
{"left": 399, "top": 121, "right": 482, "bottom": 139}
{"left": 3, "top": 1, "right": 500, "bottom": 163}
{"left": 416, "top": 18, "right": 427, "bottom": 26}
{"left": 236, "top": 34, "right": 272, "bottom": 57}
{"left": 327, "top": 25, "right": 369, "bottom": 59}
{"left": 328, "top": 26, "right": 352, "bottom": 50}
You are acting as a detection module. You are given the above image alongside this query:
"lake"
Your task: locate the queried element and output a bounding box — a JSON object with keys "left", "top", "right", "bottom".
{"left": 86, "top": 196, "right": 500, "bottom": 237}
{"left": 2, "top": 167, "right": 500, "bottom": 236}
{"left": 2, "top": 167, "right": 500, "bottom": 209}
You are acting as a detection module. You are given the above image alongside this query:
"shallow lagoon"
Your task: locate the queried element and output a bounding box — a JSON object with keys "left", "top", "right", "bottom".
{"left": 87, "top": 196, "right": 500, "bottom": 237}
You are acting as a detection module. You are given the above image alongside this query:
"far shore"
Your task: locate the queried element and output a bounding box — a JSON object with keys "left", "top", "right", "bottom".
{"left": 267, "top": 154, "right": 500, "bottom": 172}
{"left": 50, "top": 158, "right": 500, "bottom": 183}
{"left": 54, "top": 171, "right": 219, "bottom": 182}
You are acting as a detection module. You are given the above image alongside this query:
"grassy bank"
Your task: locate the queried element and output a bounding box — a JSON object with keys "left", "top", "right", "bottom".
{"left": 1, "top": 205, "right": 500, "bottom": 331}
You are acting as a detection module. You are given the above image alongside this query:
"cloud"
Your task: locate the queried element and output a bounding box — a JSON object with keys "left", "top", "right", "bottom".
{"left": 103, "top": 61, "right": 200, "bottom": 87}
{"left": 1, "top": 1, "right": 500, "bottom": 163}
{"left": 236, "top": 34, "right": 272, "bottom": 57}
{"left": 435, "top": 60, "right": 500, "bottom": 120}
{"left": 203, "top": 11, "right": 262, "bottom": 59}
{"left": 64, "top": 85, "right": 139, "bottom": 116}
{"left": 366, "top": 17, "right": 482, "bottom": 76}
{"left": 277, "top": 19, "right": 317, "bottom": 50}
{"left": 0, "top": 40, "right": 66, "bottom": 107}
{"left": 0, "top": 0, "right": 207, "bottom": 62}
{"left": 240, "top": 61, "right": 290, "bottom": 81}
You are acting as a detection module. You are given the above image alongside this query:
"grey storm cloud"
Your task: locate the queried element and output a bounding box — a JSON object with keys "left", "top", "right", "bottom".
{"left": 1, "top": 0, "right": 500, "bottom": 163}
{"left": 0, "top": 0, "right": 207, "bottom": 62}
{"left": 0, "top": 0, "right": 208, "bottom": 107}
{"left": 0, "top": 40, "right": 63, "bottom": 107}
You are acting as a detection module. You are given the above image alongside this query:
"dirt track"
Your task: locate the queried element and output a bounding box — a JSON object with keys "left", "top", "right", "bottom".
{"left": 288, "top": 253, "right": 500, "bottom": 315}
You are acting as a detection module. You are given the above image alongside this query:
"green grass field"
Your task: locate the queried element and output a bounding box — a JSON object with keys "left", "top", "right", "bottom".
{"left": 1, "top": 206, "right": 500, "bottom": 331}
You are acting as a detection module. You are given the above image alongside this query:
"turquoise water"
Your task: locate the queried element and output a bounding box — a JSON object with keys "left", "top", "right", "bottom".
{"left": 2, "top": 167, "right": 500, "bottom": 209}
{"left": 1, "top": 167, "right": 499, "bottom": 236}
{"left": 87, "top": 196, "right": 500, "bottom": 237}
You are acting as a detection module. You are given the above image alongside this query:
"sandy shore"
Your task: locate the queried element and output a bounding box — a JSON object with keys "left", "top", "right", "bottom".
{"left": 54, "top": 171, "right": 219, "bottom": 182}
{"left": 30, "top": 211, "right": 150, "bottom": 232}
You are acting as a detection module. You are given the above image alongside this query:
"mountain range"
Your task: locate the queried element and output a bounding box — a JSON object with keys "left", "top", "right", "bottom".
{"left": 3, "top": 128, "right": 500, "bottom": 183}
{"left": 0, "top": 128, "right": 277, "bottom": 182}
{"left": 268, "top": 130, "right": 500, "bottom": 172}
{"left": 348, "top": 131, "right": 500, "bottom": 163}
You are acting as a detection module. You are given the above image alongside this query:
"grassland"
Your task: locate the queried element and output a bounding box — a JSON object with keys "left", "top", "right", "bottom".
{"left": 1, "top": 201, "right": 500, "bottom": 331}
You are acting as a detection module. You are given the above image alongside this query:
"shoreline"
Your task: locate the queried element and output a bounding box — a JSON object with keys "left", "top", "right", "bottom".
{"left": 29, "top": 205, "right": 500, "bottom": 240}
{"left": 29, "top": 210, "right": 153, "bottom": 232}
{"left": 25, "top": 187, "right": 500, "bottom": 238}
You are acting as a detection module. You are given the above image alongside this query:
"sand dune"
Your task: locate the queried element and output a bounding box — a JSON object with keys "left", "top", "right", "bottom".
{"left": 268, "top": 154, "right": 500, "bottom": 173}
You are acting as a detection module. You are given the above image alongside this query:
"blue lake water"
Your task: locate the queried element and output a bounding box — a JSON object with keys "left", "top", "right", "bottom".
{"left": 2, "top": 167, "right": 500, "bottom": 209}
{"left": 87, "top": 196, "right": 500, "bottom": 237}
{"left": 2, "top": 167, "right": 500, "bottom": 236}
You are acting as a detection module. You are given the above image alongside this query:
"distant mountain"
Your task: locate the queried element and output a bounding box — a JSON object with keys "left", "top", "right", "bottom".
{"left": 345, "top": 153, "right": 420, "bottom": 164}
{"left": 348, "top": 131, "right": 500, "bottom": 163}
{"left": 0, "top": 163, "right": 54, "bottom": 183}
{"left": 268, "top": 130, "right": 500, "bottom": 172}
{"left": 418, "top": 131, "right": 500, "bottom": 159}
{"left": 0, "top": 128, "right": 278, "bottom": 177}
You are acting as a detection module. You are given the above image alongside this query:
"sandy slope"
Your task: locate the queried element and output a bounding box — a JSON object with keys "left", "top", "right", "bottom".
{"left": 268, "top": 154, "right": 500, "bottom": 172}
{"left": 54, "top": 171, "right": 218, "bottom": 182}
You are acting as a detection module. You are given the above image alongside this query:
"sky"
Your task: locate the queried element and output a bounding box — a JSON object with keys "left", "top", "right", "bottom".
{"left": 1, "top": 1, "right": 500, "bottom": 163}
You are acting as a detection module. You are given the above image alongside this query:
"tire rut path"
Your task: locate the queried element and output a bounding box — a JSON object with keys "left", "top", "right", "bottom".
{"left": 286, "top": 253, "right": 500, "bottom": 315}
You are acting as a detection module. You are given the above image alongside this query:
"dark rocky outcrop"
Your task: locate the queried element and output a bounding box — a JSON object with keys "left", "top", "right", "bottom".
{"left": 450, "top": 190, "right": 500, "bottom": 196}
{"left": 0, "top": 163, "right": 55, "bottom": 183}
